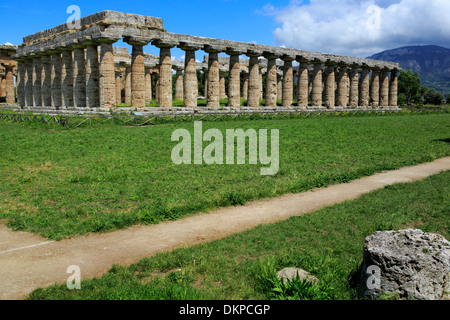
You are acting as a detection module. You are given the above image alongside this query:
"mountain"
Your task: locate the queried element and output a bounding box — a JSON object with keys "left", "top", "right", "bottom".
{"left": 367, "top": 45, "right": 450, "bottom": 97}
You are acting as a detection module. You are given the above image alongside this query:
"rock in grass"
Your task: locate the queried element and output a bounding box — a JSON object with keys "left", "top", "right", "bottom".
{"left": 360, "top": 229, "right": 450, "bottom": 300}
{"left": 277, "top": 268, "right": 319, "bottom": 284}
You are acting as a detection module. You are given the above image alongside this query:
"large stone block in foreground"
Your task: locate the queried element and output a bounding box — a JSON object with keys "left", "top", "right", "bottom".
{"left": 360, "top": 229, "right": 450, "bottom": 300}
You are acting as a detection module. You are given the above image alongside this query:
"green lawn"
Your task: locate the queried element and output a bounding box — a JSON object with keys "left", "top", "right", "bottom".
{"left": 0, "top": 113, "right": 449, "bottom": 240}
{"left": 27, "top": 170, "right": 450, "bottom": 300}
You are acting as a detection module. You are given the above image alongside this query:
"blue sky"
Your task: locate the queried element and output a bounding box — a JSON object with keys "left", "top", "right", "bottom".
{"left": 1, "top": 0, "right": 449, "bottom": 58}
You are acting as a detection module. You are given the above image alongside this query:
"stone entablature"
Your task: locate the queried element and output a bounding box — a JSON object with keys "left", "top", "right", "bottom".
{"left": 14, "top": 10, "right": 401, "bottom": 111}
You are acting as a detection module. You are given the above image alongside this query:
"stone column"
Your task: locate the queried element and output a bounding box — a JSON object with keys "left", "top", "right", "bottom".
{"left": 380, "top": 70, "right": 390, "bottom": 106}
{"left": 73, "top": 47, "right": 87, "bottom": 108}
{"left": 324, "top": 64, "right": 336, "bottom": 109}
{"left": 98, "top": 38, "right": 119, "bottom": 109}
{"left": 4, "top": 64, "right": 15, "bottom": 105}
{"left": 154, "top": 40, "right": 176, "bottom": 109}
{"left": 180, "top": 43, "right": 200, "bottom": 108}
{"left": 39, "top": 54, "right": 52, "bottom": 107}
{"left": 145, "top": 68, "right": 153, "bottom": 102}
{"left": 32, "top": 54, "right": 42, "bottom": 107}
{"left": 242, "top": 72, "right": 249, "bottom": 101}
{"left": 174, "top": 67, "right": 184, "bottom": 100}
{"left": 281, "top": 55, "right": 294, "bottom": 107}
{"left": 227, "top": 50, "right": 242, "bottom": 108}
{"left": 127, "top": 38, "right": 150, "bottom": 109}
{"left": 48, "top": 48, "right": 62, "bottom": 109}
{"left": 204, "top": 46, "right": 223, "bottom": 108}
{"left": 297, "top": 62, "right": 309, "bottom": 108}
{"left": 264, "top": 53, "right": 279, "bottom": 108}
{"left": 124, "top": 66, "right": 131, "bottom": 104}
{"left": 311, "top": 62, "right": 323, "bottom": 107}
{"left": 24, "top": 58, "right": 34, "bottom": 107}
{"left": 277, "top": 73, "right": 282, "bottom": 103}
{"left": 184, "top": 50, "right": 199, "bottom": 108}
{"left": 349, "top": 67, "right": 360, "bottom": 108}
{"left": 259, "top": 70, "right": 264, "bottom": 101}
{"left": 0, "top": 74, "right": 3, "bottom": 98}
{"left": 61, "top": 47, "right": 74, "bottom": 108}
{"left": 202, "top": 67, "right": 208, "bottom": 99}
{"left": 389, "top": 70, "right": 399, "bottom": 107}
{"left": 337, "top": 66, "right": 349, "bottom": 107}
{"left": 85, "top": 44, "right": 100, "bottom": 109}
{"left": 219, "top": 71, "right": 226, "bottom": 100}
{"left": 115, "top": 69, "right": 123, "bottom": 104}
{"left": 16, "top": 60, "right": 25, "bottom": 107}
{"left": 359, "top": 67, "right": 370, "bottom": 108}
{"left": 370, "top": 70, "right": 380, "bottom": 108}
{"left": 247, "top": 51, "right": 262, "bottom": 108}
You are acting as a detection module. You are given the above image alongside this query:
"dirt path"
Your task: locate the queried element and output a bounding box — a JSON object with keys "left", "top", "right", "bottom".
{"left": 1, "top": 157, "right": 449, "bottom": 300}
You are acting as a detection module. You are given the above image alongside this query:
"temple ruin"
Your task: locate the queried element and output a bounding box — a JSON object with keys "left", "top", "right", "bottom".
{"left": 10, "top": 10, "right": 401, "bottom": 113}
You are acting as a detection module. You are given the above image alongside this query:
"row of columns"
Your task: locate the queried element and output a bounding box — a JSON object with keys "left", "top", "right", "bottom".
{"left": 15, "top": 37, "right": 399, "bottom": 110}
{"left": 0, "top": 64, "right": 16, "bottom": 105}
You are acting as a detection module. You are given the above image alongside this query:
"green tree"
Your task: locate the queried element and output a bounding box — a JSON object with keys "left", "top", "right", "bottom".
{"left": 423, "top": 89, "right": 444, "bottom": 105}
{"left": 446, "top": 94, "right": 450, "bottom": 103}
{"left": 398, "top": 70, "right": 422, "bottom": 105}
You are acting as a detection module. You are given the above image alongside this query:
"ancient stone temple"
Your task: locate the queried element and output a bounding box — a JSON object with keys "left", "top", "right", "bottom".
{"left": 13, "top": 10, "right": 401, "bottom": 112}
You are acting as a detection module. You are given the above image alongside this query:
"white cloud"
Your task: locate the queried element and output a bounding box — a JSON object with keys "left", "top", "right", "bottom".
{"left": 267, "top": 0, "right": 450, "bottom": 58}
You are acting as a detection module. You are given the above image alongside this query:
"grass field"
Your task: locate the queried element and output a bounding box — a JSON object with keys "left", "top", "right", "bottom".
{"left": 0, "top": 113, "right": 449, "bottom": 241}
{"left": 26, "top": 170, "right": 450, "bottom": 300}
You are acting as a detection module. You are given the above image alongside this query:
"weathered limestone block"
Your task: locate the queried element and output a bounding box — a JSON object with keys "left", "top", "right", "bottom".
{"left": 360, "top": 229, "right": 450, "bottom": 300}
{"left": 277, "top": 268, "right": 319, "bottom": 285}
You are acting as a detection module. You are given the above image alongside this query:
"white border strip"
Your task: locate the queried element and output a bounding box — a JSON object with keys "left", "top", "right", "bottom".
{"left": 0, "top": 241, "right": 55, "bottom": 255}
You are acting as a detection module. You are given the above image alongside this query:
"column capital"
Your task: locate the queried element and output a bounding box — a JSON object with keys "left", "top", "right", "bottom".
{"left": 280, "top": 54, "right": 296, "bottom": 62}
{"left": 263, "top": 51, "right": 281, "bottom": 60}
{"left": 226, "top": 48, "right": 245, "bottom": 56}
{"left": 123, "top": 36, "right": 151, "bottom": 47}
{"left": 204, "top": 44, "right": 226, "bottom": 54}
{"left": 152, "top": 39, "right": 178, "bottom": 49}
{"left": 246, "top": 49, "right": 263, "bottom": 57}
{"left": 92, "top": 33, "right": 122, "bottom": 44}
{"left": 178, "top": 41, "right": 202, "bottom": 52}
